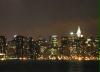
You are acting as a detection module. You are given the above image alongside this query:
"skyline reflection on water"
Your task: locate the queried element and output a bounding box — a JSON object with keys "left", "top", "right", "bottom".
{"left": 0, "top": 60, "right": 99, "bottom": 72}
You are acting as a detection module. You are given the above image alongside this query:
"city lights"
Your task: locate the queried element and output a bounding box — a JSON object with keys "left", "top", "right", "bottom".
{"left": 70, "top": 32, "right": 74, "bottom": 35}
{"left": 0, "top": 26, "right": 99, "bottom": 61}
{"left": 76, "top": 26, "right": 82, "bottom": 37}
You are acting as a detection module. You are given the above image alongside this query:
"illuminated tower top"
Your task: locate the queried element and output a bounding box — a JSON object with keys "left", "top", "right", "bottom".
{"left": 76, "top": 26, "right": 81, "bottom": 37}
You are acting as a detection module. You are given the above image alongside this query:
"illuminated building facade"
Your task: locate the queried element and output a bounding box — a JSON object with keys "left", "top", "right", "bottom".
{"left": 0, "top": 36, "right": 6, "bottom": 60}
{"left": 0, "top": 26, "right": 99, "bottom": 61}
{"left": 14, "top": 35, "right": 28, "bottom": 59}
{"left": 0, "top": 36, "right": 6, "bottom": 54}
{"left": 50, "top": 35, "right": 59, "bottom": 48}
{"left": 7, "top": 40, "right": 16, "bottom": 58}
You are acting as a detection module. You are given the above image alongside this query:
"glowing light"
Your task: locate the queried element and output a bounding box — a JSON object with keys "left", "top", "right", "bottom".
{"left": 1, "top": 58, "right": 5, "bottom": 61}
{"left": 78, "top": 57, "right": 82, "bottom": 61}
{"left": 49, "top": 55, "right": 56, "bottom": 60}
{"left": 57, "top": 56, "right": 62, "bottom": 60}
{"left": 85, "top": 57, "right": 90, "bottom": 60}
{"left": 70, "top": 32, "right": 74, "bottom": 35}
{"left": 76, "top": 26, "right": 81, "bottom": 37}
{"left": 19, "top": 57, "right": 23, "bottom": 60}
{"left": 14, "top": 34, "right": 17, "bottom": 38}
{"left": 87, "top": 38, "right": 91, "bottom": 41}
{"left": 0, "top": 53, "right": 5, "bottom": 55}
{"left": 52, "top": 35, "right": 58, "bottom": 38}
{"left": 19, "top": 57, "right": 28, "bottom": 60}
{"left": 81, "top": 35, "right": 83, "bottom": 37}
{"left": 23, "top": 57, "right": 27, "bottom": 60}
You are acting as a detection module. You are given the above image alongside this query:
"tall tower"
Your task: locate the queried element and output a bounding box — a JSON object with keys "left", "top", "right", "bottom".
{"left": 76, "top": 26, "right": 81, "bottom": 37}
{"left": 50, "top": 35, "right": 58, "bottom": 48}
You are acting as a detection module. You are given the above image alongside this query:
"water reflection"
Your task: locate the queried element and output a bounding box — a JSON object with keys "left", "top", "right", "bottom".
{"left": 0, "top": 61, "right": 99, "bottom": 72}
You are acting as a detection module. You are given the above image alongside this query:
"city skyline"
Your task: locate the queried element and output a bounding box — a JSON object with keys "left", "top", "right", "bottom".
{"left": 0, "top": 26, "right": 99, "bottom": 40}
{"left": 0, "top": 0, "right": 99, "bottom": 72}
{"left": 0, "top": 26, "right": 99, "bottom": 61}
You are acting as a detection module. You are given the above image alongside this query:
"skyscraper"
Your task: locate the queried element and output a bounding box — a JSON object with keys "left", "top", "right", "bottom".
{"left": 76, "top": 26, "right": 82, "bottom": 37}
{"left": 0, "top": 36, "right": 6, "bottom": 54}
{"left": 50, "top": 35, "right": 59, "bottom": 48}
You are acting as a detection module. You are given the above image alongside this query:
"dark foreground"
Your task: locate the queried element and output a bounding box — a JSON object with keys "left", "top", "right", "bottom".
{"left": 0, "top": 60, "right": 99, "bottom": 72}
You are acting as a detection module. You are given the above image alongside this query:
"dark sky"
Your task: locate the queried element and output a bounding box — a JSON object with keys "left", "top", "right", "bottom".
{"left": 0, "top": 0, "right": 99, "bottom": 38}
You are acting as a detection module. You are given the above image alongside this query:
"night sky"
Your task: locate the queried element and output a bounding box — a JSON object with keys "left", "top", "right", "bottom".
{"left": 0, "top": 0, "right": 99, "bottom": 38}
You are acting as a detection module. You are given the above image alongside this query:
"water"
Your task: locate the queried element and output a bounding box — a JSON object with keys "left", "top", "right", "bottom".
{"left": 0, "top": 60, "right": 99, "bottom": 72}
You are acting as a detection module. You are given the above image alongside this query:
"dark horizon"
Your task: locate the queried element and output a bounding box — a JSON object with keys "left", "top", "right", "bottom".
{"left": 0, "top": 0, "right": 99, "bottom": 37}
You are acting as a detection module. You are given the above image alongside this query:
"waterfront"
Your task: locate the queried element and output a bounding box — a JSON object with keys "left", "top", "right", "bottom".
{"left": 0, "top": 60, "right": 99, "bottom": 72}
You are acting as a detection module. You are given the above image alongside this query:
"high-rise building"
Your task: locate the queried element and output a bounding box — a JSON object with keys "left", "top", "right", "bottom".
{"left": 14, "top": 35, "right": 25, "bottom": 59}
{"left": 60, "top": 36, "right": 70, "bottom": 56}
{"left": 28, "top": 37, "right": 38, "bottom": 60}
{"left": 50, "top": 35, "right": 59, "bottom": 48}
{"left": 0, "top": 36, "right": 6, "bottom": 54}
{"left": 7, "top": 40, "right": 16, "bottom": 58}
{"left": 0, "top": 36, "right": 6, "bottom": 60}
{"left": 76, "top": 26, "right": 81, "bottom": 37}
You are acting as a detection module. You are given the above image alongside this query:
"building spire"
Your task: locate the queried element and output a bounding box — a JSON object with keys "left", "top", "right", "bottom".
{"left": 76, "top": 26, "right": 81, "bottom": 37}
